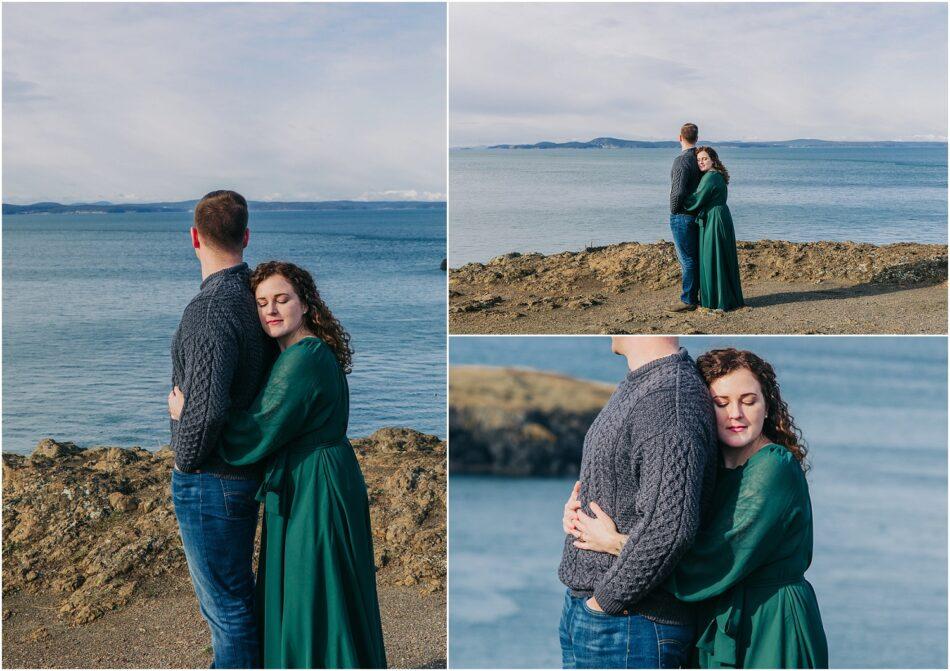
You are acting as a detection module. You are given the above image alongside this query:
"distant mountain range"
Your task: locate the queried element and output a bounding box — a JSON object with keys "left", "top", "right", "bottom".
{"left": 2, "top": 200, "right": 446, "bottom": 216}
{"left": 469, "top": 136, "right": 947, "bottom": 150}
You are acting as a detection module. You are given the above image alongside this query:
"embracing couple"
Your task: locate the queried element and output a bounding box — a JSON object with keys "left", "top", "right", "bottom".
{"left": 167, "top": 191, "right": 387, "bottom": 669}
{"left": 558, "top": 337, "right": 828, "bottom": 669}
{"left": 668, "top": 123, "right": 744, "bottom": 313}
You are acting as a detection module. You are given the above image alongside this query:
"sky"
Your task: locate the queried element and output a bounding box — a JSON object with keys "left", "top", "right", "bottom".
{"left": 450, "top": 2, "right": 949, "bottom": 146}
{"left": 3, "top": 3, "right": 446, "bottom": 204}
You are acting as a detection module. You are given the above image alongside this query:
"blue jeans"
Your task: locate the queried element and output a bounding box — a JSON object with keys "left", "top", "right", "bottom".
{"left": 669, "top": 214, "right": 699, "bottom": 305}
{"left": 559, "top": 591, "right": 693, "bottom": 669}
{"left": 172, "top": 470, "right": 261, "bottom": 669}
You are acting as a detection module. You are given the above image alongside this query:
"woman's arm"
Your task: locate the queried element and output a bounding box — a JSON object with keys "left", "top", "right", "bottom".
{"left": 218, "top": 346, "right": 318, "bottom": 466}
{"left": 665, "top": 453, "right": 802, "bottom": 601}
{"left": 683, "top": 172, "right": 719, "bottom": 214}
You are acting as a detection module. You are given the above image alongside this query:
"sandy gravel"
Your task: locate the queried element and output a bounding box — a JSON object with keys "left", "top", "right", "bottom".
{"left": 2, "top": 577, "right": 446, "bottom": 669}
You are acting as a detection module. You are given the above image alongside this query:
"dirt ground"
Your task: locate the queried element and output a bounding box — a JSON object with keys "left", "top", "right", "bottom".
{"left": 1, "top": 577, "right": 446, "bottom": 669}
{"left": 449, "top": 279, "right": 947, "bottom": 334}
{"left": 449, "top": 240, "right": 947, "bottom": 334}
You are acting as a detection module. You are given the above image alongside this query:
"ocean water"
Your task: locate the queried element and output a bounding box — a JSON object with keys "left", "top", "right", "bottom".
{"left": 449, "top": 147, "right": 949, "bottom": 264}
{"left": 449, "top": 336, "right": 948, "bottom": 668}
{"left": 2, "top": 208, "right": 446, "bottom": 454}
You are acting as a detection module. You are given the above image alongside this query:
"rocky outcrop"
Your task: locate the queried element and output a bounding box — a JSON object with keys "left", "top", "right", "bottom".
{"left": 450, "top": 366, "right": 613, "bottom": 476}
{"left": 449, "top": 240, "right": 948, "bottom": 314}
{"left": 2, "top": 429, "right": 445, "bottom": 625}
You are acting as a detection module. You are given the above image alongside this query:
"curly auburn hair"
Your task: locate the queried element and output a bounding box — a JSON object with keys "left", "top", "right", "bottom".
{"left": 695, "top": 145, "right": 730, "bottom": 184}
{"left": 696, "top": 348, "right": 808, "bottom": 472}
{"left": 251, "top": 261, "right": 354, "bottom": 374}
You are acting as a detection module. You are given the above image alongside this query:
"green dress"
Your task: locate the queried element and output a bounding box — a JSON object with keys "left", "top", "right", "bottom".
{"left": 685, "top": 171, "right": 745, "bottom": 311}
{"left": 219, "top": 337, "right": 387, "bottom": 669}
{"left": 665, "top": 444, "right": 828, "bottom": 669}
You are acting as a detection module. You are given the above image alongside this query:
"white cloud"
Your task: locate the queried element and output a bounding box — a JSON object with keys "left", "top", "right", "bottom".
{"left": 450, "top": 3, "right": 948, "bottom": 145}
{"left": 3, "top": 3, "right": 446, "bottom": 203}
{"left": 356, "top": 189, "right": 446, "bottom": 202}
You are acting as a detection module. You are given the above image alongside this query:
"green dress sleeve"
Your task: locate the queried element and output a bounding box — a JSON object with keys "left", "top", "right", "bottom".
{"left": 684, "top": 172, "right": 722, "bottom": 214}
{"left": 665, "top": 448, "right": 803, "bottom": 601}
{"left": 218, "top": 345, "right": 318, "bottom": 466}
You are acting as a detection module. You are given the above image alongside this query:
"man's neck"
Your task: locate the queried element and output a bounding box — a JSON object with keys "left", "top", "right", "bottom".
{"left": 200, "top": 255, "right": 244, "bottom": 281}
{"left": 680, "top": 141, "right": 695, "bottom": 151}
{"left": 623, "top": 339, "right": 680, "bottom": 373}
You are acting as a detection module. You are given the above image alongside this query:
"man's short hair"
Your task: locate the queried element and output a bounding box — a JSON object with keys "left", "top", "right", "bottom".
{"left": 680, "top": 123, "right": 699, "bottom": 144}
{"left": 194, "top": 190, "right": 248, "bottom": 251}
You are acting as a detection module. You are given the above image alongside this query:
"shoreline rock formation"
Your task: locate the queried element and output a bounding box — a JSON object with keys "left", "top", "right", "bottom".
{"left": 2, "top": 428, "right": 446, "bottom": 626}
{"left": 450, "top": 366, "right": 612, "bottom": 476}
{"left": 452, "top": 240, "right": 947, "bottom": 302}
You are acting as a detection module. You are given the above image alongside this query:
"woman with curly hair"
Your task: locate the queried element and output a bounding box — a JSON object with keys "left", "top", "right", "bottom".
{"left": 571, "top": 348, "right": 827, "bottom": 668}
{"left": 685, "top": 147, "right": 744, "bottom": 311}
{"left": 171, "top": 261, "right": 386, "bottom": 668}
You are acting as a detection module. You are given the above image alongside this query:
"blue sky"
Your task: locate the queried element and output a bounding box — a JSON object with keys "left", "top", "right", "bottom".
{"left": 3, "top": 3, "right": 446, "bottom": 204}
{"left": 450, "top": 3, "right": 948, "bottom": 146}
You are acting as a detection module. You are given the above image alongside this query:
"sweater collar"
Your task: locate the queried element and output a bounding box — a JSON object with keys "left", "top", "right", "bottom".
{"left": 200, "top": 262, "right": 249, "bottom": 290}
{"left": 623, "top": 347, "right": 691, "bottom": 384}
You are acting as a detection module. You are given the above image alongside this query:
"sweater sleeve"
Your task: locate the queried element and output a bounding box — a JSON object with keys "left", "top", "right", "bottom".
{"left": 172, "top": 318, "right": 241, "bottom": 472}
{"left": 664, "top": 451, "right": 802, "bottom": 601}
{"left": 591, "top": 403, "right": 713, "bottom": 615}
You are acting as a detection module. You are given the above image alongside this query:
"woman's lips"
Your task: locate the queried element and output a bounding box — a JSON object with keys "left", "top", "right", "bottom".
{"left": 266, "top": 319, "right": 283, "bottom": 325}
{"left": 727, "top": 425, "right": 746, "bottom": 432}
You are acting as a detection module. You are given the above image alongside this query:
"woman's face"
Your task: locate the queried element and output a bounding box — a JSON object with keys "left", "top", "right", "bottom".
{"left": 708, "top": 368, "right": 768, "bottom": 450}
{"left": 697, "top": 151, "right": 712, "bottom": 172}
{"left": 255, "top": 274, "right": 307, "bottom": 339}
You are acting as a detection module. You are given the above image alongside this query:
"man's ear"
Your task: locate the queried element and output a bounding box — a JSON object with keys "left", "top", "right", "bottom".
{"left": 243, "top": 228, "right": 250, "bottom": 249}
{"left": 190, "top": 227, "right": 200, "bottom": 250}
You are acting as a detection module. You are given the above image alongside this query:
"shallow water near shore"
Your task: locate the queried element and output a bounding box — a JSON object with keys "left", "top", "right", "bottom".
{"left": 3, "top": 208, "right": 446, "bottom": 453}
{"left": 448, "top": 336, "right": 948, "bottom": 668}
{"left": 449, "top": 146, "right": 948, "bottom": 264}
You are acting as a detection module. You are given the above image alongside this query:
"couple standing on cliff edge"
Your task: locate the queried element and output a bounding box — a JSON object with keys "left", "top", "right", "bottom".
{"left": 667, "top": 123, "right": 745, "bottom": 313}
{"left": 166, "top": 190, "right": 387, "bottom": 669}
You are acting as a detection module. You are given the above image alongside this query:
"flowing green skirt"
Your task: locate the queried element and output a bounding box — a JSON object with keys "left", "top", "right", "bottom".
{"left": 256, "top": 443, "right": 387, "bottom": 669}
{"left": 698, "top": 205, "right": 744, "bottom": 311}
{"left": 696, "top": 579, "right": 828, "bottom": 669}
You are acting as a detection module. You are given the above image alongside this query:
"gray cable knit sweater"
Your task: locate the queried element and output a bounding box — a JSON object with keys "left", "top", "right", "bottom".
{"left": 558, "top": 349, "right": 717, "bottom": 624}
{"left": 170, "top": 263, "right": 272, "bottom": 478}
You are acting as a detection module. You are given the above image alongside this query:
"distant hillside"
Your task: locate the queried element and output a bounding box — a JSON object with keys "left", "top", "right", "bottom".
{"left": 3, "top": 200, "right": 446, "bottom": 215}
{"left": 479, "top": 136, "right": 947, "bottom": 150}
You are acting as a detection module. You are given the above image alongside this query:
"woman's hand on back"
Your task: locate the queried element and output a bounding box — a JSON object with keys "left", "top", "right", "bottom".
{"left": 168, "top": 385, "right": 184, "bottom": 421}
{"left": 562, "top": 481, "right": 582, "bottom": 536}
{"left": 573, "top": 502, "right": 627, "bottom": 556}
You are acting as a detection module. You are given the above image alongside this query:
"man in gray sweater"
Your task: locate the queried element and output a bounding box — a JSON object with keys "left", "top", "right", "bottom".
{"left": 558, "top": 336, "right": 717, "bottom": 668}
{"left": 668, "top": 123, "right": 703, "bottom": 313}
{"left": 168, "top": 190, "right": 272, "bottom": 668}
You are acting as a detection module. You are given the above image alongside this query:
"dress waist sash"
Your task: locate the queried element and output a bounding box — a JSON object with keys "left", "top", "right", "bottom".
{"left": 257, "top": 435, "right": 350, "bottom": 516}
{"left": 696, "top": 575, "right": 805, "bottom": 668}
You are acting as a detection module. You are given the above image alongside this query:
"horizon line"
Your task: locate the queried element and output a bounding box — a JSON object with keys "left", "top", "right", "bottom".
{"left": 3, "top": 197, "right": 447, "bottom": 208}
{"left": 453, "top": 136, "right": 949, "bottom": 149}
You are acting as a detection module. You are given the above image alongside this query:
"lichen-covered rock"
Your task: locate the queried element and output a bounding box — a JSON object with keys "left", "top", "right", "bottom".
{"left": 3, "top": 429, "right": 446, "bottom": 624}
{"left": 353, "top": 429, "right": 446, "bottom": 593}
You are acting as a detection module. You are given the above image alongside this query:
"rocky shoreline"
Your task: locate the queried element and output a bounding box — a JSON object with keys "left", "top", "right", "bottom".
{"left": 450, "top": 366, "right": 612, "bottom": 476}
{"left": 449, "top": 240, "right": 948, "bottom": 334}
{"left": 2, "top": 428, "right": 446, "bottom": 666}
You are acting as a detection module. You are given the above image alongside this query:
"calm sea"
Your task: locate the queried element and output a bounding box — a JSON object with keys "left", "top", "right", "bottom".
{"left": 449, "top": 147, "right": 949, "bottom": 265}
{"left": 2, "top": 208, "right": 446, "bottom": 454}
{"left": 449, "top": 336, "right": 948, "bottom": 668}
